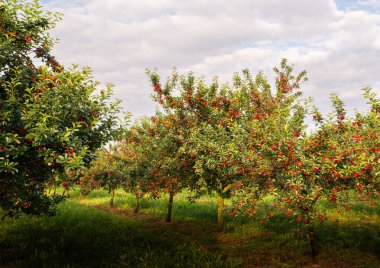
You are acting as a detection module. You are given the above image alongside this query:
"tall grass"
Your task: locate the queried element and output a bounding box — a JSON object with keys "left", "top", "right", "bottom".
{"left": 1, "top": 188, "right": 379, "bottom": 267}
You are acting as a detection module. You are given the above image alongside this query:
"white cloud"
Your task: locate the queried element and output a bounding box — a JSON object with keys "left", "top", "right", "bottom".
{"left": 42, "top": 0, "right": 380, "bottom": 119}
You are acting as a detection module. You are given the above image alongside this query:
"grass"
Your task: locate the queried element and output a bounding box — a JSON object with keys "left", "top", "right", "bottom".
{"left": 1, "top": 188, "right": 379, "bottom": 267}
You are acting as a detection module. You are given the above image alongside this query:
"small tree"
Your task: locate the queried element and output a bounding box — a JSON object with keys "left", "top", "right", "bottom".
{"left": 120, "top": 114, "right": 195, "bottom": 221}
{"left": 147, "top": 60, "right": 308, "bottom": 230}
{"left": 115, "top": 119, "right": 157, "bottom": 213}
{"left": 147, "top": 69, "right": 242, "bottom": 229}
{"left": 148, "top": 113, "right": 196, "bottom": 222}
{"left": 81, "top": 148, "right": 125, "bottom": 207}
{"left": 232, "top": 83, "right": 379, "bottom": 258}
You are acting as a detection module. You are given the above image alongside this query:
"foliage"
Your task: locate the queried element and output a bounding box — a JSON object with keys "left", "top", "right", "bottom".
{"left": 0, "top": 0, "right": 126, "bottom": 217}
{"left": 147, "top": 59, "right": 379, "bottom": 253}
{"left": 231, "top": 87, "right": 380, "bottom": 256}
{"left": 146, "top": 59, "right": 308, "bottom": 229}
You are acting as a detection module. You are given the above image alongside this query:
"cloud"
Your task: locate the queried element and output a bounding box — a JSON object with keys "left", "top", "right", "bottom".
{"left": 43, "top": 0, "right": 380, "bottom": 119}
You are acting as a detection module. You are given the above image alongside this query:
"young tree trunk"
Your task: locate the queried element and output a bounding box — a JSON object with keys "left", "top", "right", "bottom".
{"left": 217, "top": 184, "right": 231, "bottom": 231}
{"left": 308, "top": 225, "right": 318, "bottom": 260}
{"left": 53, "top": 184, "right": 57, "bottom": 195}
{"left": 166, "top": 191, "right": 174, "bottom": 222}
{"left": 110, "top": 189, "right": 115, "bottom": 207}
{"left": 217, "top": 192, "right": 224, "bottom": 231}
{"left": 134, "top": 191, "right": 139, "bottom": 213}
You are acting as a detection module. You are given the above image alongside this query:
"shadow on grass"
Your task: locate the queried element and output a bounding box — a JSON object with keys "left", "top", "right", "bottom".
{"left": 3, "top": 189, "right": 378, "bottom": 268}
{"left": 219, "top": 199, "right": 380, "bottom": 267}
{"left": 97, "top": 190, "right": 219, "bottom": 225}
{"left": 0, "top": 199, "right": 241, "bottom": 268}
{"left": 240, "top": 205, "right": 380, "bottom": 266}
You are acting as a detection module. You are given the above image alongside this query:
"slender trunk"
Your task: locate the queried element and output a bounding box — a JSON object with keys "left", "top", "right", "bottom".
{"left": 166, "top": 191, "right": 174, "bottom": 222}
{"left": 62, "top": 190, "right": 66, "bottom": 197}
{"left": 217, "top": 184, "right": 231, "bottom": 231}
{"left": 217, "top": 192, "right": 224, "bottom": 231}
{"left": 110, "top": 189, "right": 115, "bottom": 207}
{"left": 134, "top": 191, "right": 139, "bottom": 213}
{"left": 308, "top": 225, "right": 318, "bottom": 260}
{"left": 53, "top": 184, "right": 57, "bottom": 195}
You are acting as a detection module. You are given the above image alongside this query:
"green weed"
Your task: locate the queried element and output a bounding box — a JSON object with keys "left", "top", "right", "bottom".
{"left": 1, "top": 189, "right": 379, "bottom": 267}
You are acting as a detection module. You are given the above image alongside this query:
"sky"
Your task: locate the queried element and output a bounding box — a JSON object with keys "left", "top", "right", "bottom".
{"left": 40, "top": 0, "right": 380, "bottom": 120}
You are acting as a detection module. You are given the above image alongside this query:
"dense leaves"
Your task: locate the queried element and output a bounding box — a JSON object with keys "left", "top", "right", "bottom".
{"left": 0, "top": 0, "right": 125, "bottom": 217}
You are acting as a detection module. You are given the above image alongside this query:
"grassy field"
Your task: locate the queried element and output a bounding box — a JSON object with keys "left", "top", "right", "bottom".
{"left": 1, "top": 189, "right": 379, "bottom": 267}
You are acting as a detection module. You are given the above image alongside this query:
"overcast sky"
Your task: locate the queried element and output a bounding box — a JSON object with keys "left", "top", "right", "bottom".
{"left": 41, "top": 0, "right": 380, "bottom": 120}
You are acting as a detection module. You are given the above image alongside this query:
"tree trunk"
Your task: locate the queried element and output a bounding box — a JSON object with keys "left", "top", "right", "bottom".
{"left": 166, "top": 191, "right": 174, "bottom": 222}
{"left": 53, "top": 184, "right": 57, "bottom": 195}
{"left": 134, "top": 191, "right": 139, "bottom": 213}
{"left": 217, "top": 192, "right": 224, "bottom": 231}
{"left": 110, "top": 189, "right": 115, "bottom": 207}
{"left": 308, "top": 225, "right": 318, "bottom": 260}
{"left": 217, "top": 184, "right": 231, "bottom": 231}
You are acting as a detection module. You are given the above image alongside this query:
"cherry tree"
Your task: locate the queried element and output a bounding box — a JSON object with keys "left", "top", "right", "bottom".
{"left": 0, "top": 0, "right": 125, "bottom": 217}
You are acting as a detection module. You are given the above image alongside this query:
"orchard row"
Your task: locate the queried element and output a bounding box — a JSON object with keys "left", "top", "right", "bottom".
{"left": 79, "top": 61, "right": 379, "bottom": 258}
{"left": 1, "top": 0, "right": 379, "bottom": 259}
